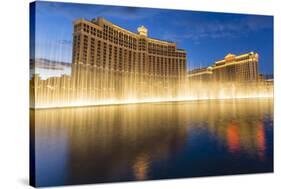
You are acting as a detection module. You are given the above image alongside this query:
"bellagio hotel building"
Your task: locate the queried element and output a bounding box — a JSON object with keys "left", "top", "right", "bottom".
{"left": 72, "top": 17, "right": 187, "bottom": 78}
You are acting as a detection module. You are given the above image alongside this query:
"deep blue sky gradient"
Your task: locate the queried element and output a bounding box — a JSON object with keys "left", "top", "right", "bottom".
{"left": 34, "top": 1, "right": 273, "bottom": 74}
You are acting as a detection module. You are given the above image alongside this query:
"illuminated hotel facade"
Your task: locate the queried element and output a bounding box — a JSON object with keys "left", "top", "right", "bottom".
{"left": 188, "top": 52, "right": 259, "bottom": 82}
{"left": 72, "top": 17, "right": 187, "bottom": 78}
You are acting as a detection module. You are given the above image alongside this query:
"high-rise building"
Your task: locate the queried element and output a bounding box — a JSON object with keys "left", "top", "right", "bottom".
{"left": 188, "top": 52, "right": 259, "bottom": 82}
{"left": 72, "top": 17, "right": 187, "bottom": 78}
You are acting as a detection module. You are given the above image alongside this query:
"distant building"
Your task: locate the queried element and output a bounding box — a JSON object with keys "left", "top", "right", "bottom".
{"left": 188, "top": 52, "right": 259, "bottom": 82}
{"left": 187, "top": 66, "right": 213, "bottom": 82}
{"left": 72, "top": 17, "right": 187, "bottom": 78}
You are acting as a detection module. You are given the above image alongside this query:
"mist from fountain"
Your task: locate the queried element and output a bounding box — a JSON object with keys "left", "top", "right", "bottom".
{"left": 30, "top": 62, "right": 273, "bottom": 109}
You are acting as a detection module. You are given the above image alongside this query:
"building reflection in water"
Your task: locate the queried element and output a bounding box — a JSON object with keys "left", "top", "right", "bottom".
{"left": 256, "top": 121, "right": 266, "bottom": 160}
{"left": 133, "top": 153, "right": 150, "bottom": 180}
{"left": 31, "top": 98, "right": 273, "bottom": 186}
{"left": 227, "top": 122, "right": 240, "bottom": 153}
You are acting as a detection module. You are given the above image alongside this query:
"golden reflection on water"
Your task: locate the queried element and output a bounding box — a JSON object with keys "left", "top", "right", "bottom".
{"left": 227, "top": 121, "right": 240, "bottom": 153}
{"left": 31, "top": 98, "right": 273, "bottom": 183}
{"left": 256, "top": 121, "right": 266, "bottom": 160}
{"left": 133, "top": 153, "right": 150, "bottom": 180}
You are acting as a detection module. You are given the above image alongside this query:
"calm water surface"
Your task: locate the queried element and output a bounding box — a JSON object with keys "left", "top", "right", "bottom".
{"left": 31, "top": 98, "right": 273, "bottom": 187}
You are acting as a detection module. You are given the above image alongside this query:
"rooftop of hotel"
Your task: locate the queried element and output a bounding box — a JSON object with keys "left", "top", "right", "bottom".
{"left": 188, "top": 52, "right": 258, "bottom": 74}
{"left": 74, "top": 17, "right": 179, "bottom": 45}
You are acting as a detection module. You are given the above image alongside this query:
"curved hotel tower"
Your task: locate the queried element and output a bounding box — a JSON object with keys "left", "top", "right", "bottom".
{"left": 72, "top": 17, "right": 187, "bottom": 77}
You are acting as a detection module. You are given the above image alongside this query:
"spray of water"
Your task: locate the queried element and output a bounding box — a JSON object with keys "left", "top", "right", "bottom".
{"left": 30, "top": 63, "right": 273, "bottom": 109}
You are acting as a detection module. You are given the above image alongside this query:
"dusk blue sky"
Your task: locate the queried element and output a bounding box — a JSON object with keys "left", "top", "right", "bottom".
{"left": 33, "top": 1, "right": 273, "bottom": 74}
